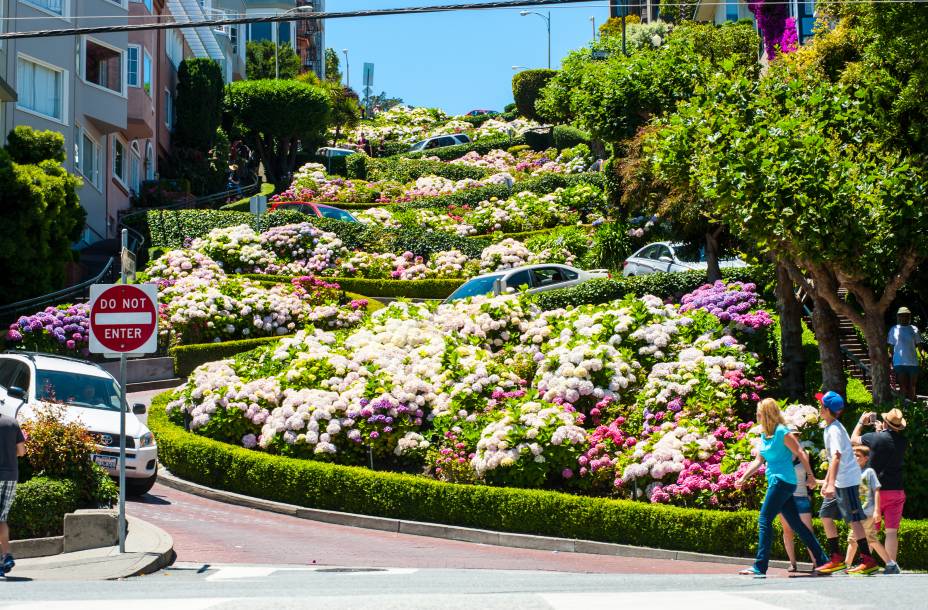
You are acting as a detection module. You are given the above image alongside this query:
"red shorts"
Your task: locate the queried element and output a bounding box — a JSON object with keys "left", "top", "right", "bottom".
{"left": 879, "top": 489, "right": 906, "bottom": 529}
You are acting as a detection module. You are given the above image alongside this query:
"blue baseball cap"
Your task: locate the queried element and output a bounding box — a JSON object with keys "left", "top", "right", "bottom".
{"left": 816, "top": 391, "right": 845, "bottom": 413}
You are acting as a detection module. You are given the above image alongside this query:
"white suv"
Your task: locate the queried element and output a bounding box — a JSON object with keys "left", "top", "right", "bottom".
{"left": 408, "top": 133, "right": 472, "bottom": 152}
{"left": 0, "top": 352, "right": 158, "bottom": 496}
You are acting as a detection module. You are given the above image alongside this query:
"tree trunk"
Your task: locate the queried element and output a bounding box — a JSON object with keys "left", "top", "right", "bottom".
{"left": 705, "top": 227, "right": 722, "bottom": 283}
{"left": 811, "top": 295, "right": 846, "bottom": 397}
{"left": 774, "top": 264, "right": 806, "bottom": 399}
{"left": 860, "top": 310, "right": 893, "bottom": 405}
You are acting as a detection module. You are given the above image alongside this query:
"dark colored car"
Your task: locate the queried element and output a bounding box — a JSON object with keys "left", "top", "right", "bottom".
{"left": 268, "top": 202, "right": 359, "bottom": 223}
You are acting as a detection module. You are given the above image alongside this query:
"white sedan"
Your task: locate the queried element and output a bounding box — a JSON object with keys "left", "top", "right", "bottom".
{"left": 444, "top": 264, "right": 608, "bottom": 302}
{"left": 622, "top": 242, "right": 747, "bottom": 277}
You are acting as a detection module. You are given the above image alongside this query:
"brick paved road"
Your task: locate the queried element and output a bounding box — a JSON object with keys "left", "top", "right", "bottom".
{"left": 126, "top": 483, "right": 780, "bottom": 575}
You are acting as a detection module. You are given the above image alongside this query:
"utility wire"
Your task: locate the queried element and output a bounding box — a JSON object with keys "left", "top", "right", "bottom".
{"left": 0, "top": 0, "right": 594, "bottom": 40}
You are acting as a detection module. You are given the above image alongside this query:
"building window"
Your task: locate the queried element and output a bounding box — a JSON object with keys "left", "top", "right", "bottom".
{"left": 113, "top": 136, "right": 126, "bottom": 184}
{"left": 278, "top": 22, "right": 292, "bottom": 46}
{"left": 84, "top": 38, "right": 123, "bottom": 94}
{"left": 130, "top": 0, "right": 153, "bottom": 11}
{"left": 127, "top": 45, "right": 140, "bottom": 87}
{"left": 75, "top": 127, "right": 101, "bottom": 190}
{"left": 797, "top": 1, "right": 816, "bottom": 44}
{"left": 143, "top": 51, "right": 152, "bottom": 95}
{"left": 16, "top": 55, "right": 64, "bottom": 121}
{"left": 164, "top": 89, "right": 173, "bottom": 130}
{"left": 130, "top": 141, "right": 142, "bottom": 194}
{"left": 145, "top": 141, "right": 155, "bottom": 180}
{"left": 726, "top": 0, "right": 739, "bottom": 21}
{"left": 249, "top": 22, "right": 272, "bottom": 42}
{"left": 21, "top": 1, "right": 65, "bottom": 17}
{"left": 231, "top": 25, "right": 239, "bottom": 54}
{"left": 167, "top": 30, "right": 183, "bottom": 70}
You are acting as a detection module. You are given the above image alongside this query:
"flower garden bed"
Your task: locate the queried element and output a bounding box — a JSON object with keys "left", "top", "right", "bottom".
{"left": 147, "top": 392, "right": 928, "bottom": 567}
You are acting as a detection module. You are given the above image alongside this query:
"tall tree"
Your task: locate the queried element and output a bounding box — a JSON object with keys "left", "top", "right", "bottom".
{"left": 174, "top": 59, "right": 224, "bottom": 150}
{"left": 225, "top": 79, "right": 331, "bottom": 187}
{"left": 246, "top": 41, "right": 300, "bottom": 81}
{"left": 324, "top": 48, "right": 342, "bottom": 83}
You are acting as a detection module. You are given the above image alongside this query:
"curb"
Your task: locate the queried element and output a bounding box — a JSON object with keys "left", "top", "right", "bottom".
{"left": 125, "top": 515, "right": 176, "bottom": 578}
{"left": 128, "top": 378, "right": 184, "bottom": 393}
{"left": 157, "top": 469, "right": 807, "bottom": 572}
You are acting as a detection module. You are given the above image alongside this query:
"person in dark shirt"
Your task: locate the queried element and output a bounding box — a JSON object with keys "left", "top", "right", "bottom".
{"left": 852, "top": 407, "right": 908, "bottom": 574}
{"left": 0, "top": 413, "right": 26, "bottom": 577}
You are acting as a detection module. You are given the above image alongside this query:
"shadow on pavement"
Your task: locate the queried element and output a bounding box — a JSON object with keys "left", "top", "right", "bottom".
{"left": 129, "top": 492, "right": 172, "bottom": 506}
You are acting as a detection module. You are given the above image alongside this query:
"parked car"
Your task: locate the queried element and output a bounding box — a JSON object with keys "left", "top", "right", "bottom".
{"left": 445, "top": 264, "right": 609, "bottom": 303}
{"left": 0, "top": 352, "right": 158, "bottom": 496}
{"left": 465, "top": 109, "right": 498, "bottom": 117}
{"left": 316, "top": 147, "right": 357, "bottom": 159}
{"left": 622, "top": 242, "right": 748, "bottom": 277}
{"left": 408, "top": 133, "right": 472, "bottom": 153}
{"left": 268, "top": 201, "right": 359, "bottom": 223}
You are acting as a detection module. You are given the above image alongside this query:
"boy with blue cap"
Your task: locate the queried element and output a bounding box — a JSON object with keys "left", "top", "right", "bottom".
{"left": 815, "top": 391, "right": 881, "bottom": 575}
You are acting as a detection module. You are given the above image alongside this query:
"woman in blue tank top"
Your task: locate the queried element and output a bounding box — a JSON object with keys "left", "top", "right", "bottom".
{"left": 735, "top": 399, "right": 829, "bottom": 577}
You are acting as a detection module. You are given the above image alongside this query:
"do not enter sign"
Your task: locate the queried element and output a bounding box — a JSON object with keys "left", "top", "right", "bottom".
{"left": 89, "top": 284, "right": 159, "bottom": 355}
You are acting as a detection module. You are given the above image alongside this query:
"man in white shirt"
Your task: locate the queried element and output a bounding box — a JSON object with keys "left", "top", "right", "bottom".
{"left": 887, "top": 307, "right": 924, "bottom": 401}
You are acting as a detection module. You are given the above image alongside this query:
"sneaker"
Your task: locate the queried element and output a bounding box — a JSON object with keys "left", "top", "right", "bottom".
{"left": 847, "top": 555, "right": 880, "bottom": 576}
{"left": 815, "top": 554, "right": 848, "bottom": 574}
{"left": 2, "top": 554, "right": 13, "bottom": 573}
{"left": 884, "top": 562, "right": 902, "bottom": 575}
{"left": 738, "top": 566, "right": 766, "bottom": 578}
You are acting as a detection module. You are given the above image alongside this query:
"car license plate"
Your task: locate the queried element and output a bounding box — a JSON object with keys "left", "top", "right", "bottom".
{"left": 92, "top": 455, "right": 118, "bottom": 470}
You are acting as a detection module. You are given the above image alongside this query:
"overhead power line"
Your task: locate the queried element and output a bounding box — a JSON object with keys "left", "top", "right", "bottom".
{"left": 0, "top": 0, "right": 593, "bottom": 40}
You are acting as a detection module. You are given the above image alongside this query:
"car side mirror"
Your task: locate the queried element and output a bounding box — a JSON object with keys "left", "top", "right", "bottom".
{"left": 7, "top": 386, "right": 25, "bottom": 400}
{"left": 659, "top": 256, "right": 673, "bottom": 263}
{"left": 132, "top": 403, "right": 147, "bottom": 415}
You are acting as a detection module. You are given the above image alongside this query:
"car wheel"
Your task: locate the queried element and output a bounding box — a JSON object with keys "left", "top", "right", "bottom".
{"left": 125, "top": 473, "right": 158, "bottom": 497}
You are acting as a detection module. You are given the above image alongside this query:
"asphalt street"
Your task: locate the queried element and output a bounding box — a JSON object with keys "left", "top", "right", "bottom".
{"left": 0, "top": 566, "right": 921, "bottom": 609}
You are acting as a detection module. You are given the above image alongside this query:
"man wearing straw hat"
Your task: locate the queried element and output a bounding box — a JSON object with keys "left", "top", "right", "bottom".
{"left": 887, "top": 307, "right": 924, "bottom": 401}
{"left": 853, "top": 408, "right": 908, "bottom": 574}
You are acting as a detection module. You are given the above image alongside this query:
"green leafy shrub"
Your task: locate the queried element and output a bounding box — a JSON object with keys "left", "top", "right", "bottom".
{"left": 6, "top": 126, "right": 66, "bottom": 164}
{"left": 240, "top": 274, "right": 465, "bottom": 299}
{"left": 582, "top": 222, "right": 632, "bottom": 270}
{"left": 552, "top": 125, "right": 592, "bottom": 150}
{"left": 523, "top": 129, "right": 552, "bottom": 151}
{"left": 174, "top": 59, "right": 224, "bottom": 150}
{"left": 7, "top": 477, "right": 80, "bottom": 539}
{"left": 365, "top": 157, "right": 491, "bottom": 182}
{"left": 403, "top": 135, "right": 525, "bottom": 161}
{"left": 534, "top": 266, "right": 774, "bottom": 310}
{"left": 147, "top": 394, "right": 928, "bottom": 568}
{"left": 512, "top": 69, "right": 558, "bottom": 121}
{"left": 138, "top": 209, "right": 253, "bottom": 249}
{"left": 391, "top": 226, "right": 486, "bottom": 259}
{"left": 345, "top": 153, "right": 368, "bottom": 179}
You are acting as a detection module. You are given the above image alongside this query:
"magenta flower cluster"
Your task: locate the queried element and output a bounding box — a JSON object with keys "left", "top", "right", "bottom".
{"left": 6, "top": 304, "right": 91, "bottom": 355}
{"left": 749, "top": 1, "right": 799, "bottom": 59}
{"left": 680, "top": 280, "right": 773, "bottom": 332}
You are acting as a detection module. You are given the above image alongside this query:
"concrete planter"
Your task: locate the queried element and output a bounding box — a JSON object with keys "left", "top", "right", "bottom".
{"left": 10, "top": 509, "right": 118, "bottom": 559}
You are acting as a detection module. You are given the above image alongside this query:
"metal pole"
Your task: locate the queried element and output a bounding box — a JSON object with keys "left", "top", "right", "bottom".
{"left": 591, "top": 16, "right": 596, "bottom": 41}
{"left": 118, "top": 228, "right": 128, "bottom": 554}
{"left": 546, "top": 11, "right": 551, "bottom": 69}
{"left": 344, "top": 49, "right": 349, "bottom": 88}
{"left": 621, "top": 9, "right": 627, "bottom": 56}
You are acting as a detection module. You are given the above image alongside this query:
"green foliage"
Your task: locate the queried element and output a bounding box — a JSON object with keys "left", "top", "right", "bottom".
{"left": 146, "top": 394, "right": 928, "bottom": 567}
{"left": 172, "top": 334, "right": 294, "bottom": 378}
{"left": 533, "top": 266, "right": 774, "bottom": 311}
{"left": 138, "top": 209, "right": 252, "bottom": 249}
{"left": 348, "top": 156, "right": 491, "bottom": 182}
{"left": 240, "top": 274, "right": 465, "bottom": 299}
{"left": 7, "top": 477, "right": 79, "bottom": 539}
{"left": 391, "top": 226, "right": 486, "bottom": 259}
{"left": 225, "top": 79, "right": 331, "bottom": 186}
{"left": 324, "top": 48, "right": 342, "bottom": 83}
{"left": 512, "top": 69, "right": 558, "bottom": 121}
{"left": 398, "top": 172, "right": 604, "bottom": 210}
{"left": 552, "top": 125, "right": 591, "bottom": 149}
{"left": 174, "top": 59, "right": 224, "bottom": 150}
{"left": 246, "top": 40, "right": 300, "bottom": 80}
{"left": 0, "top": 139, "right": 85, "bottom": 302}
{"left": 403, "top": 134, "right": 524, "bottom": 161}
{"left": 584, "top": 222, "right": 632, "bottom": 270}
{"left": 536, "top": 21, "right": 759, "bottom": 144}
{"left": 6, "top": 126, "right": 65, "bottom": 164}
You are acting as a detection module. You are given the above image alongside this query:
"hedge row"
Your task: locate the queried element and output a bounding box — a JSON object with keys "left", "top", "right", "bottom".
{"left": 8, "top": 477, "right": 79, "bottom": 540}
{"left": 346, "top": 155, "right": 491, "bottom": 182}
{"left": 146, "top": 394, "right": 928, "bottom": 568}
{"left": 397, "top": 172, "right": 604, "bottom": 210}
{"left": 241, "top": 274, "right": 465, "bottom": 299}
{"left": 402, "top": 134, "right": 525, "bottom": 161}
{"left": 533, "top": 266, "right": 776, "bottom": 311}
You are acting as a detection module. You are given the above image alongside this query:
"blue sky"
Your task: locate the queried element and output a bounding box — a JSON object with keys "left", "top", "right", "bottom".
{"left": 324, "top": 1, "right": 609, "bottom": 115}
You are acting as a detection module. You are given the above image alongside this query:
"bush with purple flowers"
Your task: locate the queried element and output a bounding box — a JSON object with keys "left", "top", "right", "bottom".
{"left": 6, "top": 304, "right": 91, "bottom": 356}
{"left": 679, "top": 280, "right": 774, "bottom": 333}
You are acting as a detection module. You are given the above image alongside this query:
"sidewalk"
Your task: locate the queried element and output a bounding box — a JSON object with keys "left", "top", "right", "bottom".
{"left": 7, "top": 516, "right": 174, "bottom": 581}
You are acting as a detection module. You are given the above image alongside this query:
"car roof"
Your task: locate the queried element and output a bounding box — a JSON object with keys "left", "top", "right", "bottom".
{"left": 466, "top": 263, "right": 576, "bottom": 281}
{"left": 1, "top": 352, "right": 113, "bottom": 379}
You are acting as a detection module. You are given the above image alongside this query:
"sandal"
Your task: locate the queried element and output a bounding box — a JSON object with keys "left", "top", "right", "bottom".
{"left": 787, "top": 563, "right": 799, "bottom": 573}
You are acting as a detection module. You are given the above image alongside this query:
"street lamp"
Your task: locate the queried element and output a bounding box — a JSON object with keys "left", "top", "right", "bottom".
{"left": 343, "top": 48, "right": 349, "bottom": 88}
{"left": 277, "top": 5, "right": 313, "bottom": 79}
{"left": 590, "top": 16, "right": 596, "bottom": 41}
{"left": 519, "top": 10, "right": 551, "bottom": 70}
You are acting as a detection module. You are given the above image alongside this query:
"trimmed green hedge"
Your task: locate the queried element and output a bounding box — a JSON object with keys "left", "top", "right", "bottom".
{"left": 147, "top": 393, "right": 928, "bottom": 567}
{"left": 8, "top": 477, "right": 79, "bottom": 540}
{"left": 170, "top": 334, "right": 294, "bottom": 378}
{"left": 346, "top": 155, "right": 491, "bottom": 182}
{"left": 398, "top": 172, "right": 604, "bottom": 210}
{"left": 534, "top": 267, "right": 775, "bottom": 311}
{"left": 403, "top": 135, "right": 525, "bottom": 161}
{"left": 240, "top": 274, "right": 464, "bottom": 299}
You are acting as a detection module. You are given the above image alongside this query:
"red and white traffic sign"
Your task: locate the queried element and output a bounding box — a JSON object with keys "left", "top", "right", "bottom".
{"left": 89, "top": 284, "right": 159, "bottom": 355}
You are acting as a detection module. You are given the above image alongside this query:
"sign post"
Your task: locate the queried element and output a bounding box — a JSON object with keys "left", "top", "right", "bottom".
{"left": 362, "top": 62, "right": 374, "bottom": 117}
{"left": 88, "top": 229, "right": 158, "bottom": 553}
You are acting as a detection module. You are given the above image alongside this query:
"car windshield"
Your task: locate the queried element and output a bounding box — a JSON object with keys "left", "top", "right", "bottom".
{"left": 35, "top": 369, "right": 122, "bottom": 412}
{"left": 274, "top": 203, "right": 312, "bottom": 213}
{"left": 446, "top": 275, "right": 502, "bottom": 301}
{"left": 316, "top": 205, "right": 356, "bottom": 222}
